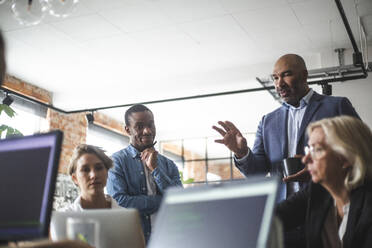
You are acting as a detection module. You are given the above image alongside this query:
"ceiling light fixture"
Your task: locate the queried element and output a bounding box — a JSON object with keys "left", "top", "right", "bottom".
{"left": 11, "top": 0, "right": 49, "bottom": 26}
{"left": 47, "top": 0, "right": 79, "bottom": 18}
{"left": 5, "top": 0, "right": 79, "bottom": 26}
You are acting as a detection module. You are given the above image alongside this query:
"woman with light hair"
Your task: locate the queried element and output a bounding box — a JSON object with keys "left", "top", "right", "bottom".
{"left": 277, "top": 115, "right": 372, "bottom": 248}
{"left": 64, "top": 144, "right": 122, "bottom": 210}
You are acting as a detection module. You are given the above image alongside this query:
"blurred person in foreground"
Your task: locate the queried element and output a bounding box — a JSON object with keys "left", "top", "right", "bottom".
{"left": 1, "top": 30, "right": 6, "bottom": 86}
{"left": 277, "top": 116, "right": 372, "bottom": 248}
{"left": 0, "top": 30, "right": 92, "bottom": 248}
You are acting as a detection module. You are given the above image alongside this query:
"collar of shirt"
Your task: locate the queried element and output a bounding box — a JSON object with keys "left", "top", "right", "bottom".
{"left": 127, "top": 144, "right": 141, "bottom": 159}
{"left": 70, "top": 194, "right": 118, "bottom": 210}
{"left": 282, "top": 88, "right": 314, "bottom": 110}
{"left": 333, "top": 199, "right": 350, "bottom": 217}
{"left": 332, "top": 199, "right": 350, "bottom": 242}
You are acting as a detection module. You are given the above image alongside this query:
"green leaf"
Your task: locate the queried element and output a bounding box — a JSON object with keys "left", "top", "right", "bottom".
{"left": 179, "top": 171, "right": 194, "bottom": 184}
{"left": 0, "top": 124, "right": 9, "bottom": 138}
{"left": 5, "top": 127, "right": 23, "bottom": 138}
{"left": 0, "top": 124, "right": 7, "bottom": 131}
{"left": 77, "top": 233, "right": 88, "bottom": 243}
{"left": 0, "top": 104, "right": 16, "bottom": 118}
{"left": 5, "top": 127, "right": 14, "bottom": 138}
{"left": 12, "top": 129, "right": 23, "bottom": 136}
{"left": 0, "top": 104, "right": 23, "bottom": 139}
{"left": 183, "top": 178, "right": 194, "bottom": 184}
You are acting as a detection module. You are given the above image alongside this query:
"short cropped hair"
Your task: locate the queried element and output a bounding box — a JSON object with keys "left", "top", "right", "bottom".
{"left": 0, "top": 30, "right": 5, "bottom": 86}
{"left": 68, "top": 144, "right": 113, "bottom": 176}
{"left": 307, "top": 116, "right": 372, "bottom": 190}
{"left": 124, "top": 104, "right": 152, "bottom": 126}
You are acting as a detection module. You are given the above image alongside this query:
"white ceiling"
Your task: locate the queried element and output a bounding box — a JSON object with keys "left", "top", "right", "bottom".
{"left": 1, "top": 0, "right": 372, "bottom": 140}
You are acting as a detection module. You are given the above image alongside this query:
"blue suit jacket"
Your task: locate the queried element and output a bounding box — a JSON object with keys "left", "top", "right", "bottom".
{"left": 235, "top": 92, "right": 360, "bottom": 177}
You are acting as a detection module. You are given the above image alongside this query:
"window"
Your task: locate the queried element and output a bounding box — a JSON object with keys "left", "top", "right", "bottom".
{"left": 0, "top": 92, "right": 48, "bottom": 138}
{"left": 86, "top": 123, "right": 129, "bottom": 155}
{"left": 159, "top": 133, "right": 256, "bottom": 187}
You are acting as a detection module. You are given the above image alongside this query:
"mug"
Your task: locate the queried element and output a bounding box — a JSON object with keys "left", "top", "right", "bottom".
{"left": 282, "top": 157, "right": 304, "bottom": 177}
{"left": 66, "top": 217, "right": 99, "bottom": 247}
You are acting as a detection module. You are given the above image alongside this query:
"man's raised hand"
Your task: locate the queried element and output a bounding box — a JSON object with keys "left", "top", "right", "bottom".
{"left": 212, "top": 121, "right": 248, "bottom": 159}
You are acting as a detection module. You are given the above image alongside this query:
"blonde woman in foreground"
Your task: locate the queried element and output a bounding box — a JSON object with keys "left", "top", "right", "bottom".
{"left": 277, "top": 116, "right": 372, "bottom": 248}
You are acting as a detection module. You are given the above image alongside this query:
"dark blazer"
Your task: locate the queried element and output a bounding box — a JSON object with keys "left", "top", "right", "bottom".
{"left": 235, "top": 91, "right": 359, "bottom": 177}
{"left": 276, "top": 182, "right": 372, "bottom": 248}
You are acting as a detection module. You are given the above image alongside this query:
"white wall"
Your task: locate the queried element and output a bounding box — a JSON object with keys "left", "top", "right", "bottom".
{"left": 333, "top": 77, "right": 372, "bottom": 128}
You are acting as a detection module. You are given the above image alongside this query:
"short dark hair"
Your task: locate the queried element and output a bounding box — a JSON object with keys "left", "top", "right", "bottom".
{"left": 0, "top": 30, "right": 5, "bottom": 86}
{"left": 124, "top": 104, "right": 152, "bottom": 126}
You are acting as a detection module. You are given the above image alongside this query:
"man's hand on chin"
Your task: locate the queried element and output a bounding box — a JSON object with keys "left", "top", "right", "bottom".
{"left": 141, "top": 147, "right": 158, "bottom": 172}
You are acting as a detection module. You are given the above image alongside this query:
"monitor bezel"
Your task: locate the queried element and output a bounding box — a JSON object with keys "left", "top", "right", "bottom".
{"left": 0, "top": 130, "right": 63, "bottom": 242}
{"left": 149, "top": 176, "right": 279, "bottom": 248}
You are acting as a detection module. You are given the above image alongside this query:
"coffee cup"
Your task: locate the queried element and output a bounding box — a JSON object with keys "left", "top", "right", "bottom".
{"left": 282, "top": 157, "right": 304, "bottom": 177}
{"left": 66, "top": 218, "right": 99, "bottom": 247}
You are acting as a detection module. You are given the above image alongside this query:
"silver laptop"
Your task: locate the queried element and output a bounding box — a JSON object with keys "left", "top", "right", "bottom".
{"left": 148, "top": 177, "right": 279, "bottom": 248}
{"left": 50, "top": 208, "right": 145, "bottom": 248}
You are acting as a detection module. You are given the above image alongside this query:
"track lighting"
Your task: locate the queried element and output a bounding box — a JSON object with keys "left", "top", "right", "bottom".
{"left": 2, "top": 93, "right": 13, "bottom": 106}
{"left": 85, "top": 112, "right": 94, "bottom": 124}
{"left": 322, "top": 84, "right": 332, "bottom": 96}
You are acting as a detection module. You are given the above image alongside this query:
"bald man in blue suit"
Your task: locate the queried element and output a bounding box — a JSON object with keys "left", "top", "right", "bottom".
{"left": 213, "top": 54, "right": 359, "bottom": 248}
{"left": 213, "top": 54, "right": 359, "bottom": 197}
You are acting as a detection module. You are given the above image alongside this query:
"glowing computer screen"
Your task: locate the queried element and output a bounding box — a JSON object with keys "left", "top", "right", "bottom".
{"left": 0, "top": 131, "right": 62, "bottom": 242}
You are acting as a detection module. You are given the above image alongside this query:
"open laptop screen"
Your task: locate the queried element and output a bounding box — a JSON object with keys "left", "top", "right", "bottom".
{"left": 50, "top": 209, "right": 145, "bottom": 248}
{"left": 149, "top": 177, "right": 278, "bottom": 248}
{"left": 0, "top": 131, "right": 63, "bottom": 242}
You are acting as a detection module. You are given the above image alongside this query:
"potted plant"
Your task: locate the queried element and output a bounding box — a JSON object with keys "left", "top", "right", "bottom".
{"left": 0, "top": 103, "right": 22, "bottom": 138}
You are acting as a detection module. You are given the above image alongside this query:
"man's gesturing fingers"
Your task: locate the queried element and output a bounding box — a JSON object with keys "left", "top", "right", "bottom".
{"left": 217, "top": 121, "right": 232, "bottom": 132}
{"left": 214, "top": 139, "right": 225, "bottom": 144}
{"left": 225, "top": 121, "right": 240, "bottom": 134}
{"left": 212, "top": 125, "right": 226, "bottom": 137}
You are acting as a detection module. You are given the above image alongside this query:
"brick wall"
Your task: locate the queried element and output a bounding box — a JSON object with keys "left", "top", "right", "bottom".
{"left": 94, "top": 111, "right": 126, "bottom": 135}
{"left": 47, "top": 110, "right": 87, "bottom": 173}
{"left": 2, "top": 74, "right": 125, "bottom": 174}
{"left": 2, "top": 75, "right": 52, "bottom": 103}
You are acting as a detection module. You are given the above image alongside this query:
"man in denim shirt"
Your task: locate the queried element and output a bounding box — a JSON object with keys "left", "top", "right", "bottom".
{"left": 106, "top": 104, "right": 182, "bottom": 242}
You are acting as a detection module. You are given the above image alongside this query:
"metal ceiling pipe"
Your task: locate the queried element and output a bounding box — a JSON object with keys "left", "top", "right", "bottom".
{"left": 1, "top": 71, "right": 368, "bottom": 115}
{"left": 334, "top": 0, "right": 368, "bottom": 76}
{"left": 307, "top": 62, "right": 372, "bottom": 79}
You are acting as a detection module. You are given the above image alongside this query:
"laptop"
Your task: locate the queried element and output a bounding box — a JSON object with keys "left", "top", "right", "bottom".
{"left": 0, "top": 131, "right": 63, "bottom": 242}
{"left": 50, "top": 208, "right": 145, "bottom": 248}
{"left": 148, "top": 176, "right": 279, "bottom": 248}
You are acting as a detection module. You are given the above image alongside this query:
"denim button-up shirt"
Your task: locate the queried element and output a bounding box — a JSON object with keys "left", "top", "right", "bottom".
{"left": 106, "top": 145, "right": 182, "bottom": 242}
